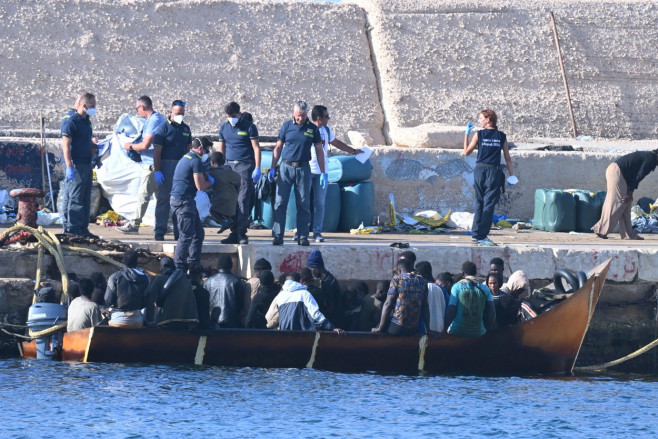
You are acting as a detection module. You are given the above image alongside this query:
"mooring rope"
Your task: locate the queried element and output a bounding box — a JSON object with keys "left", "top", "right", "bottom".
{"left": 0, "top": 224, "right": 127, "bottom": 342}
{"left": 1, "top": 327, "right": 33, "bottom": 340}
{"left": 574, "top": 337, "right": 658, "bottom": 371}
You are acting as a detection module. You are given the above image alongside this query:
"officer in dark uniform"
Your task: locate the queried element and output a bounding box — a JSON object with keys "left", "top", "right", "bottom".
{"left": 151, "top": 100, "right": 192, "bottom": 241}
{"left": 59, "top": 95, "right": 80, "bottom": 226}
{"left": 217, "top": 101, "right": 261, "bottom": 245}
{"left": 269, "top": 101, "right": 327, "bottom": 246}
{"left": 60, "top": 92, "right": 99, "bottom": 239}
{"left": 170, "top": 140, "right": 214, "bottom": 270}
{"left": 464, "top": 109, "right": 515, "bottom": 245}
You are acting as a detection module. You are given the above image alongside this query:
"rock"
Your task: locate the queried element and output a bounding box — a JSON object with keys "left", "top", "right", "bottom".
{"left": 389, "top": 123, "right": 465, "bottom": 149}
{"left": 347, "top": 131, "right": 373, "bottom": 147}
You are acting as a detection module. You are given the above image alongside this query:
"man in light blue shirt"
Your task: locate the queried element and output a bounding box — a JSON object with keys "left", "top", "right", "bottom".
{"left": 117, "top": 95, "right": 166, "bottom": 235}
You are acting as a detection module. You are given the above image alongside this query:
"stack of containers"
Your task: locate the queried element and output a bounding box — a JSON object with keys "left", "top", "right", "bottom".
{"left": 256, "top": 151, "right": 374, "bottom": 233}
{"left": 533, "top": 188, "right": 606, "bottom": 233}
{"left": 327, "top": 156, "right": 374, "bottom": 232}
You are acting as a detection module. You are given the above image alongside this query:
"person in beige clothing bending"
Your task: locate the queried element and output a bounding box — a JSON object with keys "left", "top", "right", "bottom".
{"left": 592, "top": 150, "right": 658, "bottom": 240}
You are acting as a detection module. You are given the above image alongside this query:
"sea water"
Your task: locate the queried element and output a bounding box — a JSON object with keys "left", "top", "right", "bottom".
{"left": 0, "top": 358, "right": 656, "bottom": 438}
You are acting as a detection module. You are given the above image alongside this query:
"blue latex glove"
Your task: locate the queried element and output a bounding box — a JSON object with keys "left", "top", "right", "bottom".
{"left": 268, "top": 167, "right": 276, "bottom": 183}
{"left": 320, "top": 172, "right": 328, "bottom": 189}
{"left": 252, "top": 167, "right": 262, "bottom": 183}
{"left": 154, "top": 171, "right": 165, "bottom": 186}
{"left": 207, "top": 174, "right": 216, "bottom": 186}
{"left": 65, "top": 167, "right": 75, "bottom": 181}
{"left": 465, "top": 122, "right": 474, "bottom": 135}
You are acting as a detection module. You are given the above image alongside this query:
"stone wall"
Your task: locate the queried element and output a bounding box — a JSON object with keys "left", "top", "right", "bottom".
{"left": 1, "top": 0, "right": 657, "bottom": 143}
{"left": 351, "top": 0, "right": 658, "bottom": 141}
{"left": 0, "top": 0, "right": 384, "bottom": 144}
{"left": 367, "top": 147, "right": 658, "bottom": 221}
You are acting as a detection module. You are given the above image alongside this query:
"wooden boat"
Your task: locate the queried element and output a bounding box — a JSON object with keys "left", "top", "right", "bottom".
{"left": 20, "top": 259, "right": 610, "bottom": 376}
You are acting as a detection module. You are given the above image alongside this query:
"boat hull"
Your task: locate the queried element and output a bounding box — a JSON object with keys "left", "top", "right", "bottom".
{"left": 21, "top": 260, "right": 609, "bottom": 376}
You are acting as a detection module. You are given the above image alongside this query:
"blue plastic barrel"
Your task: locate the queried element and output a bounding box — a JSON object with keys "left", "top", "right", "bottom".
{"left": 261, "top": 191, "right": 298, "bottom": 231}
{"left": 338, "top": 181, "right": 375, "bottom": 232}
{"left": 319, "top": 183, "right": 340, "bottom": 232}
{"left": 261, "top": 150, "right": 274, "bottom": 170}
{"left": 327, "top": 155, "right": 372, "bottom": 183}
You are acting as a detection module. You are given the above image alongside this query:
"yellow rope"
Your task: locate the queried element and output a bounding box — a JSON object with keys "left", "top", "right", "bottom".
{"left": 42, "top": 227, "right": 69, "bottom": 302}
{"left": 27, "top": 322, "right": 68, "bottom": 339}
{"left": 1, "top": 224, "right": 69, "bottom": 302}
{"left": 62, "top": 245, "right": 125, "bottom": 269}
{"left": 574, "top": 337, "right": 658, "bottom": 372}
{"left": 34, "top": 238, "right": 44, "bottom": 305}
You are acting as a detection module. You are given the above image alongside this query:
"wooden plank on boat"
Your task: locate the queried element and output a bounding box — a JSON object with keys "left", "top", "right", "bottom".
{"left": 61, "top": 328, "right": 92, "bottom": 362}
{"left": 313, "top": 332, "right": 422, "bottom": 373}
{"left": 85, "top": 326, "right": 199, "bottom": 364}
{"left": 203, "top": 329, "right": 316, "bottom": 369}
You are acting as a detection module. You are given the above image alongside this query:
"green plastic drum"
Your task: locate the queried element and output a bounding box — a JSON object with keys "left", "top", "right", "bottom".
{"left": 533, "top": 189, "right": 548, "bottom": 230}
{"left": 543, "top": 189, "right": 576, "bottom": 232}
{"left": 573, "top": 190, "right": 605, "bottom": 233}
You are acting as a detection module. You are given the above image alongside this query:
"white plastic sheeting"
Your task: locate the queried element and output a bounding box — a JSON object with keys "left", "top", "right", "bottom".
{"left": 94, "top": 114, "right": 209, "bottom": 225}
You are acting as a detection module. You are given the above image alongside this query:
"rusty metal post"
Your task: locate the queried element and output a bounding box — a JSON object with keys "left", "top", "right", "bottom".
{"left": 9, "top": 188, "right": 45, "bottom": 228}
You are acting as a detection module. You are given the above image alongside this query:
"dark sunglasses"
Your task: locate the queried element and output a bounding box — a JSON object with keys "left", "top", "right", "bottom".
{"left": 172, "top": 100, "right": 186, "bottom": 107}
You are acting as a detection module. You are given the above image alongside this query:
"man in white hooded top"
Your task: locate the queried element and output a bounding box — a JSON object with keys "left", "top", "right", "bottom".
{"left": 265, "top": 274, "right": 344, "bottom": 334}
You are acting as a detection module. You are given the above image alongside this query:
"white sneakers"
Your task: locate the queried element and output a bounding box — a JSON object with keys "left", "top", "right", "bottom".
{"left": 116, "top": 221, "right": 139, "bottom": 234}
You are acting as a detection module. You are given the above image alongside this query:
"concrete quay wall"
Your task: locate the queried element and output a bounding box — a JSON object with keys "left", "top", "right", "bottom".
{"left": 233, "top": 242, "right": 655, "bottom": 284}
{"left": 1, "top": 0, "right": 657, "bottom": 143}
{"left": 1, "top": 239, "right": 656, "bottom": 288}
{"left": 367, "top": 147, "right": 658, "bottom": 221}
{"left": 6, "top": 137, "right": 658, "bottom": 224}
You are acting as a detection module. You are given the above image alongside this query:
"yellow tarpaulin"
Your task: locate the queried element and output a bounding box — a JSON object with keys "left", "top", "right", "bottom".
{"left": 410, "top": 209, "right": 452, "bottom": 228}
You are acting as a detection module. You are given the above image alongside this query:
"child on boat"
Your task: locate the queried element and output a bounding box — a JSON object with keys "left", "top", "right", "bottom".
{"left": 207, "top": 151, "right": 241, "bottom": 233}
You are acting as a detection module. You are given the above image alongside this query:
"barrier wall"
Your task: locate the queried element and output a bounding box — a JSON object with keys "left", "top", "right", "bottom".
{"left": 353, "top": 0, "right": 658, "bottom": 141}
{"left": 367, "top": 147, "right": 658, "bottom": 221}
{"left": 19, "top": 136, "right": 658, "bottom": 221}
{"left": 1, "top": 1, "right": 657, "bottom": 143}
{"left": 0, "top": 0, "right": 384, "bottom": 144}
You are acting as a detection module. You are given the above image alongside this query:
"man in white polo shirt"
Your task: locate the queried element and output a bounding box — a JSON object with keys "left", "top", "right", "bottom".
{"left": 308, "top": 105, "right": 361, "bottom": 242}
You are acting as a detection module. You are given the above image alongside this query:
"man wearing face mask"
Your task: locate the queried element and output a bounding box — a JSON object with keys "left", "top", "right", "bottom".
{"left": 147, "top": 100, "right": 192, "bottom": 241}
{"left": 170, "top": 137, "right": 215, "bottom": 271}
{"left": 217, "top": 101, "right": 261, "bottom": 245}
{"left": 117, "top": 95, "right": 167, "bottom": 235}
{"left": 60, "top": 92, "right": 99, "bottom": 239}
{"left": 269, "top": 101, "right": 326, "bottom": 246}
